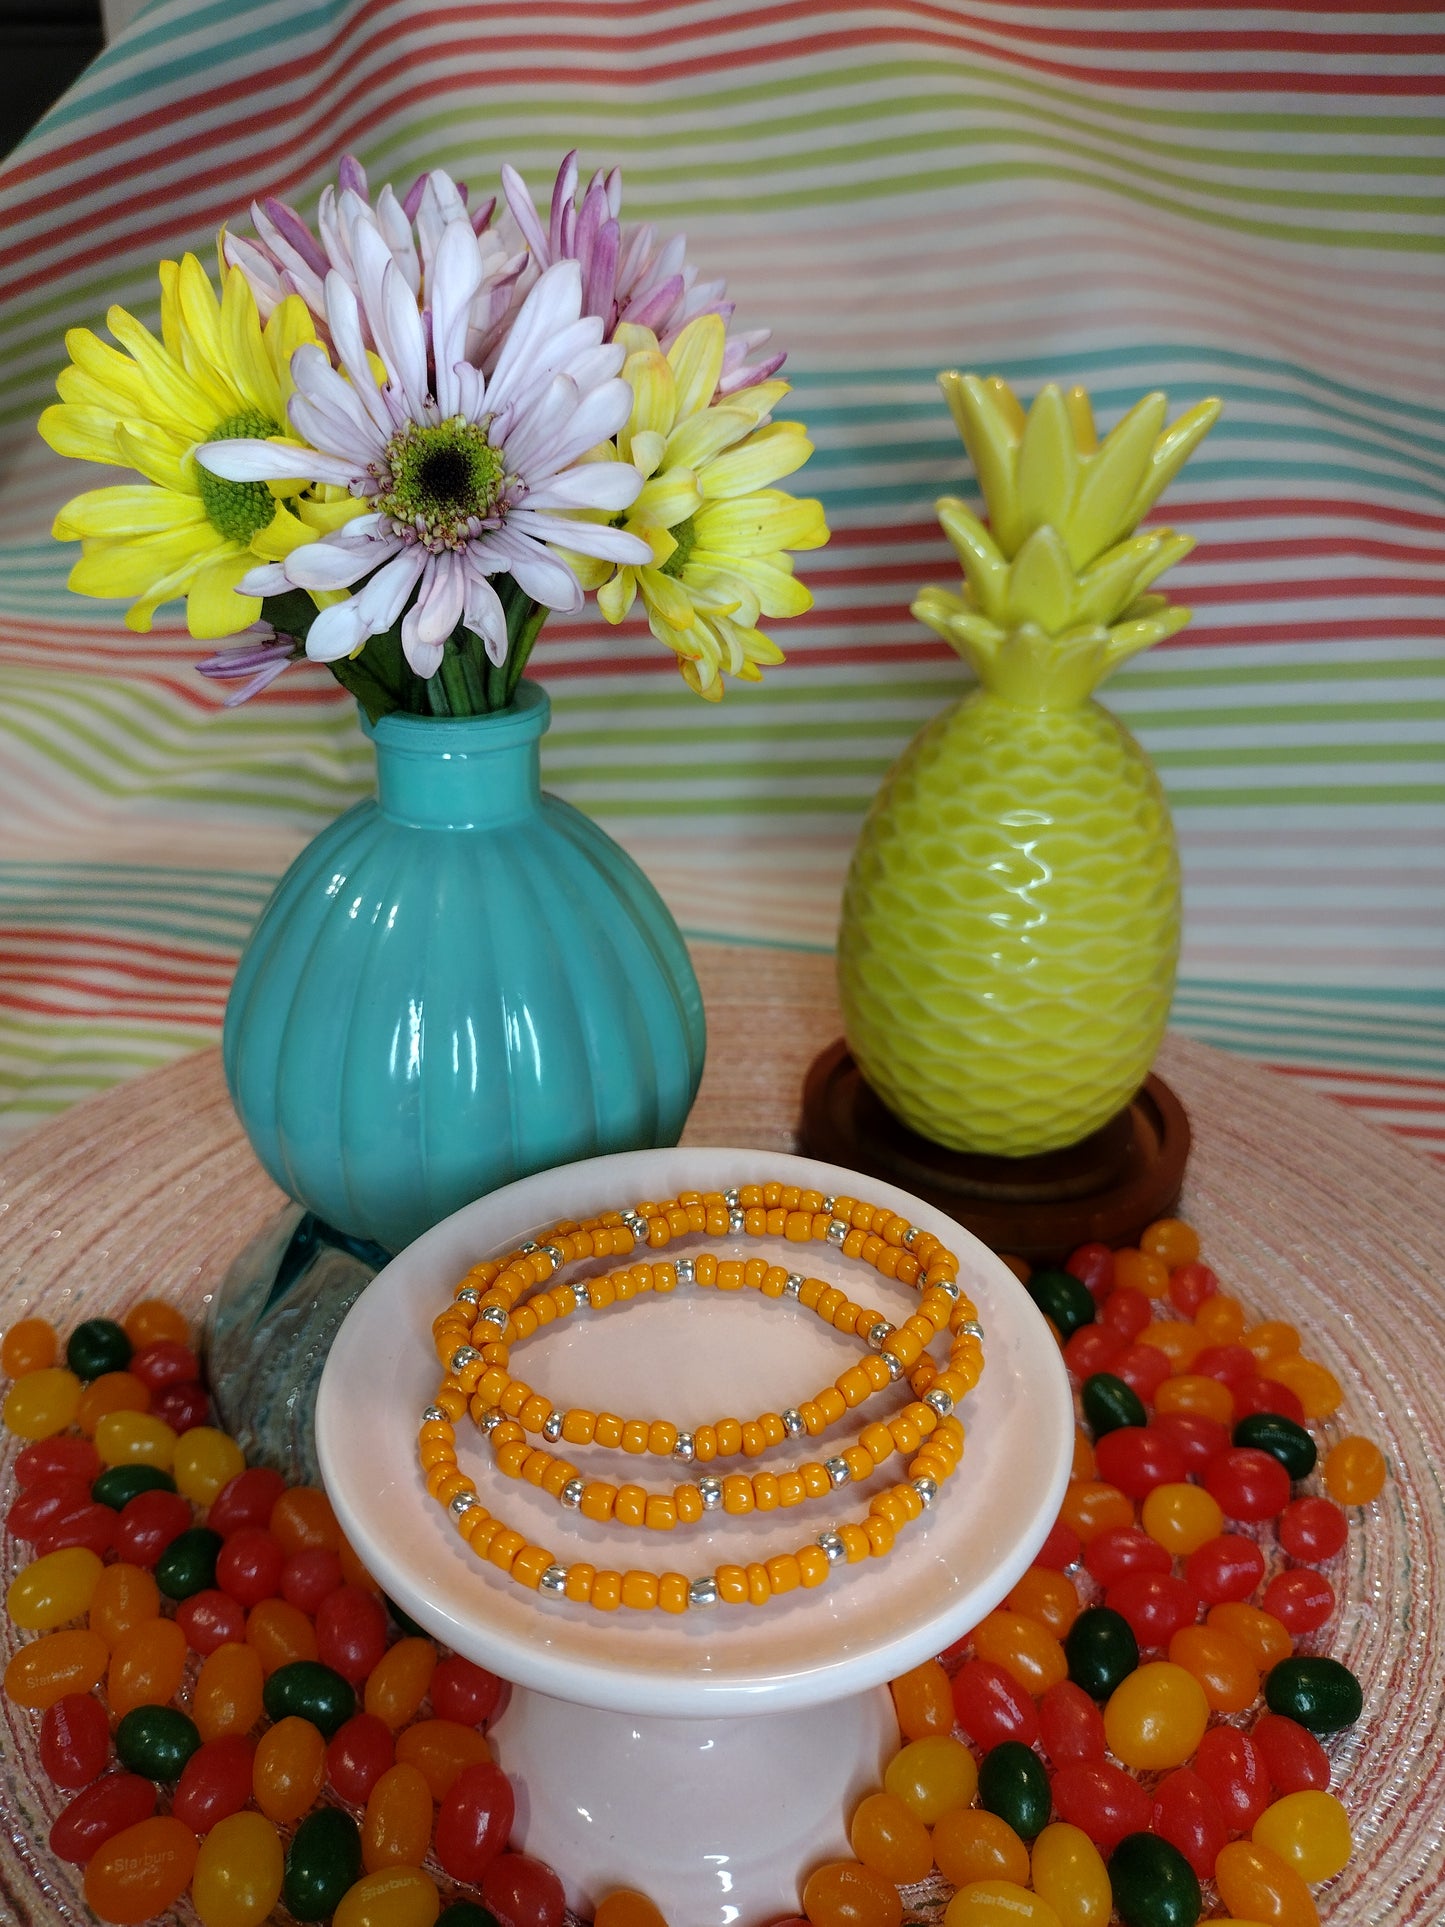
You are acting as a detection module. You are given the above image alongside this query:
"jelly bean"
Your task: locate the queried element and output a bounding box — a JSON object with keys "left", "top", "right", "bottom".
{"left": 114, "top": 1489, "right": 191, "bottom": 1567}
{"left": 156, "top": 1525, "right": 224, "bottom": 1600}
{"left": 1103, "top": 1663, "right": 1209, "bottom": 1771}
{"left": 1214, "top": 1840, "right": 1320, "bottom": 1927}
{"left": 1253, "top": 1789, "right": 1351, "bottom": 1883}
{"left": 193, "top": 1640, "right": 266, "bottom": 1741}
{"left": 4, "top": 1366, "right": 83, "bottom": 1438}
{"left": 1114, "top": 1249, "right": 1169, "bottom": 1298}
{"left": 4, "top": 1627, "right": 108, "bottom": 1708}
{"left": 92, "top": 1465, "right": 175, "bottom": 1511}
{"left": 334, "top": 1867, "right": 441, "bottom": 1927}
{"left": 8, "top": 1545, "right": 104, "bottom": 1629}
{"left": 35, "top": 1496, "right": 119, "bottom": 1558}
{"left": 1166, "top": 1261, "right": 1217, "bottom": 1318}
{"left": 1265, "top": 1655, "right": 1362, "bottom": 1732}
{"left": 178, "top": 1588, "right": 248, "bottom": 1654}
{"left": 3, "top": 1314, "right": 58, "bottom": 1375}
{"left": 951, "top": 1657, "right": 1042, "bottom": 1747}
{"left": 848, "top": 1788, "right": 932, "bottom": 1885}
{"left": 1141, "top": 1218, "right": 1199, "bottom": 1269}
{"left": 1146, "top": 1413, "right": 1229, "bottom": 1475}
{"left": 1154, "top": 1374, "right": 1232, "bottom": 1425}
{"left": 1058, "top": 1482, "right": 1135, "bottom": 1546}
{"left": 153, "top": 1379, "right": 212, "bottom": 1434}
{"left": 1106, "top": 1832, "right": 1200, "bottom": 1927}
{"left": 115, "top": 1703, "right": 201, "bottom": 1780}
{"left": 1064, "top": 1325, "right": 1124, "bottom": 1380}
{"left": 1231, "top": 1377, "right": 1306, "bottom": 1424}
{"left": 472, "top": 1845, "right": 565, "bottom": 1927}
{"left": 436, "top": 1759, "right": 516, "bottom": 1880}
{"left": 883, "top": 1733, "right": 978, "bottom": 1822}
{"left": 265, "top": 1657, "right": 357, "bottom": 1736}
{"left": 192, "top": 1809, "right": 285, "bottom": 1927}
{"left": 1084, "top": 1528, "right": 1170, "bottom": 1587}
{"left": 94, "top": 1410, "right": 177, "bottom": 1469}
{"left": 247, "top": 1596, "right": 320, "bottom": 1673}
{"left": 208, "top": 1466, "right": 287, "bottom": 1537}
{"left": 978, "top": 1740, "right": 1051, "bottom": 1840}
{"left": 933, "top": 1807, "right": 1031, "bottom": 1885}
{"left": 16, "top": 1434, "right": 101, "bottom": 1487}
{"left": 890, "top": 1657, "right": 954, "bottom": 1738}
{"left": 123, "top": 1299, "right": 191, "bottom": 1348}
{"left": 1007, "top": 1565, "right": 1081, "bottom": 1640}
{"left": 83, "top": 1814, "right": 198, "bottom": 1924}
{"left": 1262, "top": 1568, "right": 1334, "bottom": 1635}
{"left": 396, "top": 1726, "right": 497, "bottom": 1795}
{"left": 108, "top": 1615, "right": 189, "bottom": 1716}
{"left": 1029, "top": 1822, "right": 1110, "bottom": 1927}
{"left": 1080, "top": 1375, "right": 1146, "bottom": 1438}
{"left": 282, "top": 1548, "right": 346, "bottom": 1615}
{"left": 1066, "top": 1243, "right": 1115, "bottom": 1295}
{"left": 270, "top": 1484, "right": 342, "bottom": 1552}
{"left": 1100, "top": 1288, "right": 1152, "bottom": 1340}
{"left": 1049, "top": 1761, "right": 1151, "bottom": 1852}
{"left": 1094, "top": 1429, "right": 1185, "bottom": 1500}
{"left": 330, "top": 1713, "right": 399, "bottom": 1804}
{"left": 802, "top": 1859, "right": 904, "bottom": 1927}
{"left": 40, "top": 1691, "right": 111, "bottom": 1789}
{"left": 1242, "top": 1320, "right": 1301, "bottom": 1365}
{"left": 594, "top": 1895, "right": 669, "bottom": 1927}
{"left": 1204, "top": 1448, "right": 1290, "bottom": 1524}
{"left": 1278, "top": 1495, "right": 1348, "bottom": 1562}
{"left": 1140, "top": 1482, "right": 1224, "bottom": 1557}
{"left": 1206, "top": 1603, "right": 1292, "bottom": 1673}
{"left": 173, "top": 1734, "right": 257, "bottom": 1833}
{"left": 1111, "top": 1346, "right": 1171, "bottom": 1403}
{"left": 285, "top": 1807, "right": 364, "bottom": 1921}
{"left": 129, "top": 1340, "right": 200, "bottom": 1391}
{"left": 1138, "top": 1322, "right": 1206, "bottom": 1375}
{"left": 1323, "top": 1433, "right": 1387, "bottom": 1505}
{"left": 1252, "top": 1713, "right": 1330, "bottom": 1794}
{"left": 436, "top": 1909, "right": 504, "bottom": 1927}
{"left": 50, "top": 1771, "right": 158, "bottom": 1862}
{"left": 172, "top": 1428, "right": 247, "bottom": 1505}
{"left": 7, "top": 1474, "right": 91, "bottom": 1543}
{"left": 1027, "top": 1268, "right": 1096, "bottom": 1339}
{"left": 68, "top": 1318, "right": 133, "bottom": 1381}
{"left": 254, "top": 1714, "right": 329, "bottom": 1823}
{"left": 1193, "top": 1294, "right": 1246, "bottom": 1344}
{"left": 1149, "top": 1768, "right": 1227, "bottom": 1882}
{"left": 1032, "top": 1517, "right": 1082, "bottom": 1572}
{"left": 77, "top": 1373, "right": 151, "bottom": 1436}
{"left": 363, "top": 1761, "right": 435, "bottom": 1872}
{"left": 1261, "top": 1354, "right": 1342, "bottom": 1420}
{"left": 1167, "top": 1623, "right": 1259, "bottom": 1714}
{"left": 1194, "top": 1725, "right": 1271, "bottom": 1830}
{"left": 1065, "top": 1607, "right": 1138, "bottom": 1700}
{"left": 216, "top": 1526, "right": 285, "bottom": 1607}
{"left": 944, "top": 1884, "right": 1061, "bottom": 1927}
{"left": 1192, "top": 1342, "right": 1255, "bottom": 1389}
{"left": 363, "top": 1637, "right": 436, "bottom": 1731}
{"left": 84, "top": 1563, "right": 163, "bottom": 1651}
{"left": 1184, "top": 1534, "right": 1265, "bottom": 1605}
{"left": 1038, "top": 1680, "right": 1107, "bottom": 1765}
{"left": 1104, "top": 1572, "right": 1200, "bottom": 1648}
{"left": 1232, "top": 1413, "right": 1316, "bottom": 1480}
{"left": 430, "top": 1654, "right": 504, "bottom": 1728}
{"left": 316, "top": 1584, "right": 390, "bottom": 1684}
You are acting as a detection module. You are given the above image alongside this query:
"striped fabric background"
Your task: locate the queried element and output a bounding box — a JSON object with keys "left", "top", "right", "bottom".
{"left": 0, "top": 2, "right": 1441, "bottom": 1156}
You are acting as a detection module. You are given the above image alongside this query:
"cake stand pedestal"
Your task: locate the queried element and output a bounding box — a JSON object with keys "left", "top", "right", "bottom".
{"left": 317, "top": 1146, "right": 1073, "bottom": 1926}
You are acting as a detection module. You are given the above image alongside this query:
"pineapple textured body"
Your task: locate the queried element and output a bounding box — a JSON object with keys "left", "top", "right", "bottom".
{"left": 838, "top": 689, "right": 1179, "bottom": 1156}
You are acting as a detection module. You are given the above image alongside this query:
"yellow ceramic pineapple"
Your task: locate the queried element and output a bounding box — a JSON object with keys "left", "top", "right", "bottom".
{"left": 837, "top": 376, "right": 1221, "bottom": 1157}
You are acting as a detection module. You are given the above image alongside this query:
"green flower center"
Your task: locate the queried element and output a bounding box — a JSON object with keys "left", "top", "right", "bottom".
{"left": 196, "top": 409, "right": 281, "bottom": 546}
{"left": 660, "top": 514, "right": 698, "bottom": 578}
{"left": 377, "top": 419, "right": 506, "bottom": 550}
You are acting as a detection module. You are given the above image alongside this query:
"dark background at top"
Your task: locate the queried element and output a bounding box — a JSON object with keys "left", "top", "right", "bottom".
{"left": 1, "top": 4, "right": 105, "bottom": 159}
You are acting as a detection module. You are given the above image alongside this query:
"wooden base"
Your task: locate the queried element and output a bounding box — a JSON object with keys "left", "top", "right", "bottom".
{"left": 799, "top": 1039, "right": 1191, "bottom": 1262}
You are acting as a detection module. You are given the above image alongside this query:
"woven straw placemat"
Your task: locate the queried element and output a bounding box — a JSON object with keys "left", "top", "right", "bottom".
{"left": 1, "top": 941, "right": 1442, "bottom": 1922}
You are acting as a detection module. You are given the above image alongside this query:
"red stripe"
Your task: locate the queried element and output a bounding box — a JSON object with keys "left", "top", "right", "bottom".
{"left": 0, "top": 931, "right": 237, "bottom": 970}
{"left": 0, "top": 988, "right": 226, "bottom": 1019}
{"left": 1270, "top": 1063, "right": 1445, "bottom": 1092}
{"left": 1311, "top": 1091, "right": 1445, "bottom": 1113}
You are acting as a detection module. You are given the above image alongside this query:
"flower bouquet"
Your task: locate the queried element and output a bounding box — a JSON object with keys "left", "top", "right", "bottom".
{"left": 39, "top": 151, "right": 828, "bottom": 715}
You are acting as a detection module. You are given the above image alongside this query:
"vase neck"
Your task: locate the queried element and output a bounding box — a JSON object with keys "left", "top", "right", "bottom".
{"left": 364, "top": 682, "right": 550, "bottom": 829}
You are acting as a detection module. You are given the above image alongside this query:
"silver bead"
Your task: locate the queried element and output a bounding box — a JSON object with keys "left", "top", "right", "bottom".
{"left": 826, "top": 1218, "right": 848, "bottom": 1246}
{"left": 560, "top": 1477, "right": 585, "bottom": 1508}
{"left": 866, "top": 1321, "right": 892, "bottom": 1350}
{"left": 728, "top": 1207, "right": 746, "bottom": 1234}
{"left": 698, "top": 1475, "right": 723, "bottom": 1511}
{"left": 578, "top": 1282, "right": 597, "bottom": 1310}
{"left": 882, "top": 1350, "right": 906, "bottom": 1381}
{"left": 450, "top": 1346, "right": 480, "bottom": 1373}
{"left": 821, "top": 1196, "right": 836, "bottom": 1214}
{"left": 448, "top": 1491, "right": 479, "bottom": 1516}
{"left": 913, "top": 1475, "right": 938, "bottom": 1508}
{"left": 924, "top": 1388, "right": 955, "bottom": 1418}
{"left": 477, "top": 1305, "right": 508, "bottom": 1332}
{"left": 781, "top": 1407, "right": 805, "bottom": 1439}
{"left": 539, "top": 1564, "right": 568, "bottom": 1595}
{"left": 723, "top": 1188, "right": 741, "bottom": 1209}
{"left": 539, "top": 1243, "right": 565, "bottom": 1268}
{"left": 818, "top": 1529, "right": 846, "bottom": 1564}
{"left": 454, "top": 1287, "right": 479, "bottom": 1305}
{"left": 673, "top": 1432, "right": 695, "bottom": 1464}
{"left": 825, "top": 1455, "right": 851, "bottom": 1489}
{"left": 784, "top": 1272, "right": 804, "bottom": 1299}
{"left": 421, "top": 1404, "right": 446, "bottom": 1424}
{"left": 542, "top": 1411, "right": 564, "bottom": 1442}
{"left": 958, "top": 1319, "right": 985, "bottom": 1342}
{"left": 903, "top": 1225, "right": 918, "bottom": 1247}
{"left": 477, "top": 1407, "right": 505, "bottom": 1437}
{"left": 689, "top": 1576, "right": 720, "bottom": 1608}
{"left": 622, "top": 1210, "right": 648, "bottom": 1235}
{"left": 675, "top": 1257, "right": 696, "bottom": 1286}
{"left": 520, "top": 1240, "right": 539, "bottom": 1253}
{"left": 933, "top": 1277, "right": 962, "bottom": 1301}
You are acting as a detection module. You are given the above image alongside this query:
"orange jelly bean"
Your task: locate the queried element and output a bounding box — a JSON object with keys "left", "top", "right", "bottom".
{"left": 932, "top": 1809, "right": 1032, "bottom": 1889}
{"left": 89, "top": 1563, "right": 161, "bottom": 1648}
{"left": 84, "top": 1815, "right": 198, "bottom": 1924}
{"left": 594, "top": 1893, "right": 669, "bottom": 1927}
{"left": 4, "top": 1628, "right": 107, "bottom": 1708}
{"left": 364, "top": 1637, "right": 437, "bottom": 1730}
{"left": 802, "top": 1859, "right": 903, "bottom": 1927}
{"left": 971, "top": 1610, "right": 1068, "bottom": 1696}
{"left": 1168, "top": 1624, "right": 1260, "bottom": 1713}
{"left": 849, "top": 1790, "right": 933, "bottom": 1885}
{"left": 1260, "top": 1355, "right": 1343, "bottom": 1419}
{"left": 1153, "top": 1374, "right": 1234, "bottom": 1425}
{"left": 253, "top": 1714, "right": 328, "bottom": 1823}
{"left": 1070, "top": 1427, "right": 1096, "bottom": 1482}
{"left": 1113, "top": 1249, "right": 1170, "bottom": 1298}
{"left": 269, "top": 1486, "right": 341, "bottom": 1553}
{"left": 1207, "top": 1602, "right": 1293, "bottom": 1672}
{"left": 890, "top": 1658, "right": 954, "bottom": 1739}
{"left": 1193, "top": 1294, "right": 1247, "bottom": 1344}
{"left": 1139, "top": 1218, "right": 1200, "bottom": 1269}
{"left": 108, "top": 1616, "right": 188, "bottom": 1717}
{"left": 1005, "top": 1566, "right": 1081, "bottom": 1639}
{"left": 1138, "top": 1322, "right": 1205, "bottom": 1371}
{"left": 1324, "top": 1434, "right": 1387, "bottom": 1505}
{"left": 122, "top": 1300, "right": 191, "bottom": 1348}
{"left": 2, "top": 1317, "right": 57, "bottom": 1377}
{"left": 246, "top": 1597, "right": 318, "bottom": 1675}
{"left": 193, "top": 1640, "right": 265, "bottom": 1741}
{"left": 76, "top": 1373, "right": 150, "bottom": 1436}
{"left": 394, "top": 1717, "right": 492, "bottom": 1798}
{"left": 1242, "top": 1319, "right": 1299, "bottom": 1365}
{"left": 362, "top": 1761, "right": 434, "bottom": 1871}
{"left": 1058, "top": 1480, "right": 1135, "bottom": 1544}
{"left": 1215, "top": 1839, "right": 1321, "bottom": 1927}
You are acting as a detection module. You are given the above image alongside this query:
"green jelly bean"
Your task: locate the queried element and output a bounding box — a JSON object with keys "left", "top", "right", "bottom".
{"left": 1082, "top": 1372, "right": 1147, "bottom": 1437}
{"left": 284, "top": 1807, "right": 363, "bottom": 1921}
{"left": 115, "top": 1704, "right": 201, "bottom": 1782}
{"left": 437, "top": 1907, "right": 505, "bottom": 1927}
{"left": 66, "top": 1319, "right": 132, "bottom": 1383}
{"left": 1109, "top": 1831, "right": 1202, "bottom": 1927}
{"left": 154, "top": 1527, "right": 223, "bottom": 1600}
{"left": 263, "top": 1660, "right": 356, "bottom": 1737}
{"left": 1066, "top": 1605, "right": 1140, "bottom": 1700}
{"left": 385, "top": 1594, "right": 429, "bottom": 1639}
{"left": 1232, "top": 1413, "right": 1317, "bottom": 1480}
{"left": 1265, "top": 1655, "right": 1363, "bottom": 1733}
{"left": 92, "top": 1465, "right": 177, "bottom": 1511}
{"left": 977, "top": 1739, "right": 1051, "bottom": 1841}
{"left": 1025, "top": 1268, "right": 1096, "bottom": 1340}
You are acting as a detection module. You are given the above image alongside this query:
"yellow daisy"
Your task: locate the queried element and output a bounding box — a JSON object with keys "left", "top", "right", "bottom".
{"left": 38, "top": 252, "right": 360, "bottom": 638}
{"left": 578, "top": 313, "right": 828, "bottom": 701}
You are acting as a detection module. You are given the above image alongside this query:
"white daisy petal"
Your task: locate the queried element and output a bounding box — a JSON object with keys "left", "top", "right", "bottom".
{"left": 520, "top": 376, "right": 634, "bottom": 478}
{"left": 486, "top": 261, "right": 583, "bottom": 412}
{"left": 304, "top": 598, "right": 372, "bottom": 661}
{"left": 507, "top": 509, "right": 651, "bottom": 565}
{"left": 352, "top": 546, "right": 427, "bottom": 631}
{"left": 462, "top": 566, "right": 509, "bottom": 666}
{"left": 431, "top": 220, "right": 485, "bottom": 417}
{"left": 283, "top": 536, "right": 383, "bottom": 590}
{"left": 319, "top": 279, "right": 394, "bottom": 440}
{"left": 522, "top": 463, "right": 642, "bottom": 511}
{"left": 240, "top": 562, "right": 291, "bottom": 596}
{"left": 485, "top": 527, "right": 583, "bottom": 611}
{"left": 197, "top": 437, "right": 354, "bottom": 487}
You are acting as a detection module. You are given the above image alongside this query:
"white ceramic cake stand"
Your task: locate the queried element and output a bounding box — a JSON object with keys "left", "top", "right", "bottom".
{"left": 317, "top": 1148, "right": 1072, "bottom": 1926}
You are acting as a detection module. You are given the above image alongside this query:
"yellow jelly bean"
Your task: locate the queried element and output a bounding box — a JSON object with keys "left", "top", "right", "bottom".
{"left": 944, "top": 1882, "right": 1063, "bottom": 1927}
{"left": 1103, "top": 1662, "right": 1210, "bottom": 1772}
{"left": 332, "top": 1866, "right": 441, "bottom": 1927}
{"left": 94, "top": 1409, "right": 178, "bottom": 1469}
{"left": 1031, "top": 1822, "right": 1112, "bottom": 1927}
{"left": 1253, "top": 1790, "right": 1353, "bottom": 1884}
{"left": 7, "top": 1547, "right": 105, "bottom": 1630}
{"left": 4, "top": 1628, "right": 108, "bottom": 1708}
{"left": 883, "top": 1734, "right": 979, "bottom": 1824}
{"left": 192, "top": 1811, "right": 285, "bottom": 1927}
{"left": 3, "top": 1367, "right": 82, "bottom": 1439}
{"left": 173, "top": 1427, "right": 247, "bottom": 1506}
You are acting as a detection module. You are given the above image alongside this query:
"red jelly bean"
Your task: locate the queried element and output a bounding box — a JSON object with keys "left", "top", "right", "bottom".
{"left": 1192, "top": 1344, "right": 1256, "bottom": 1388}
{"left": 1066, "top": 1244, "right": 1115, "bottom": 1296}
{"left": 1231, "top": 1377, "right": 1306, "bottom": 1424}
{"left": 1277, "top": 1495, "right": 1348, "bottom": 1561}
{"left": 150, "top": 1380, "right": 210, "bottom": 1433}
{"left": 1204, "top": 1447, "right": 1291, "bottom": 1524}
{"left": 172, "top": 1735, "right": 256, "bottom": 1833}
{"left": 1261, "top": 1567, "right": 1335, "bottom": 1634}
{"left": 1112, "top": 1344, "right": 1172, "bottom": 1402}
{"left": 315, "top": 1585, "right": 388, "bottom": 1685}
{"left": 1094, "top": 1428, "right": 1186, "bottom": 1499}
{"left": 216, "top": 1527, "right": 285, "bottom": 1608}
{"left": 950, "top": 1658, "right": 1041, "bottom": 1749}
{"left": 1104, "top": 1571, "right": 1201, "bottom": 1647}
{"left": 1100, "top": 1288, "right": 1151, "bottom": 1341}
{"left": 435, "top": 1760, "right": 516, "bottom": 1881}
{"left": 176, "top": 1589, "right": 247, "bottom": 1655}
{"left": 40, "top": 1693, "right": 110, "bottom": 1790}
{"left": 328, "top": 1713, "right": 397, "bottom": 1805}
{"left": 1147, "top": 1412, "right": 1231, "bottom": 1475}
{"left": 1167, "top": 1261, "right": 1218, "bottom": 1317}
{"left": 1194, "top": 1724, "right": 1271, "bottom": 1830}
{"left": 16, "top": 1438, "right": 102, "bottom": 1489}
{"left": 1031, "top": 1518, "right": 1081, "bottom": 1572}
{"left": 49, "top": 1773, "right": 158, "bottom": 1863}
{"left": 114, "top": 1490, "right": 192, "bottom": 1568}
{"left": 1253, "top": 1711, "right": 1331, "bottom": 1793}
{"left": 8, "top": 1476, "right": 93, "bottom": 1544}
{"left": 127, "top": 1342, "right": 201, "bottom": 1392}
{"left": 1038, "top": 1679, "right": 1107, "bottom": 1765}
{"left": 431, "top": 1655, "right": 505, "bottom": 1728}
{"left": 207, "top": 1467, "right": 287, "bottom": 1538}
{"left": 478, "top": 1849, "right": 567, "bottom": 1927}
{"left": 280, "top": 1548, "right": 344, "bottom": 1615}
{"left": 1184, "top": 1534, "right": 1266, "bottom": 1604}
{"left": 1051, "top": 1760, "right": 1152, "bottom": 1851}
{"left": 1084, "top": 1528, "right": 1171, "bottom": 1587}
{"left": 1150, "top": 1767, "right": 1227, "bottom": 1880}
{"left": 35, "top": 1499, "right": 118, "bottom": 1558}
{"left": 1064, "top": 1323, "right": 1125, "bottom": 1380}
